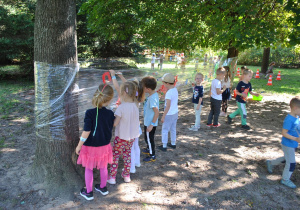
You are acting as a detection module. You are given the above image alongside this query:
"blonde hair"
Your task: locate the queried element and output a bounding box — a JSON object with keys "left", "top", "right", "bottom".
{"left": 92, "top": 84, "right": 114, "bottom": 108}
{"left": 290, "top": 96, "right": 300, "bottom": 108}
{"left": 120, "top": 81, "right": 138, "bottom": 102}
{"left": 195, "top": 72, "right": 203, "bottom": 79}
{"left": 243, "top": 68, "right": 253, "bottom": 75}
{"left": 216, "top": 67, "right": 225, "bottom": 75}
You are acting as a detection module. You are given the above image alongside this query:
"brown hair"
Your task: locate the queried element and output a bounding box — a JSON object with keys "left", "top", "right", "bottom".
{"left": 223, "top": 66, "right": 231, "bottom": 82}
{"left": 243, "top": 68, "right": 253, "bottom": 75}
{"left": 290, "top": 96, "right": 300, "bottom": 108}
{"left": 132, "top": 80, "right": 145, "bottom": 103}
{"left": 92, "top": 84, "right": 114, "bottom": 108}
{"left": 216, "top": 67, "right": 225, "bottom": 75}
{"left": 141, "top": 76, "right": 157, "bottom": 90}
{"left": 120, "top": 81, "right": 138, "bottom": 102}
{"left": 241, "top": 66, "right": 247, "bottom": 70}
{"left": 269, "top": 61, "right": 275, "bottom": 66}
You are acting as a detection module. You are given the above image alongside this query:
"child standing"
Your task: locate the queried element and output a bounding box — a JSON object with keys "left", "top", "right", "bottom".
{"left": 109, "top": 70, "right": 145, "bottom": 174}
{"left": 220, "top": 66, "right": 231, "bottom": 116}
{"left": 188, "top": 73, "right": 204, "bottom": 131}
{"left": 207, "top": 67, "right": 226, "bottom": 127}
{"left": 266, "top": 97, "right": 300, "bottom": 188}
{"left": 76, "top": 84, "right": 115, "bottom": 200}
{"left": 159, "top": 73, "right": 178, "bottom": 151}
{"left": 227, "top": 69, "right": 260, "bottom": 130}
{"left": 107, "top": 82, "right": 140, "bottom": 184}
{"left": 141, "top": 76, "right": 159, "bottom": 162}
{"left": 151, "top": 53, "right": 156, "bottom": 71}
{"left": 265, "top": 61, "right": 275, "bottom": 79}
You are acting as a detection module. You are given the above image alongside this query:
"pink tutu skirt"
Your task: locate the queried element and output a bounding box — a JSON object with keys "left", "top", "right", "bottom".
{"left": 77, "top": 144, "right": 113, "bottom": 170}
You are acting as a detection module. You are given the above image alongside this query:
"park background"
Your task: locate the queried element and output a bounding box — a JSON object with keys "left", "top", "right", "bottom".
{"left": 0, "top": 0, "right": 300, "bottom": 209}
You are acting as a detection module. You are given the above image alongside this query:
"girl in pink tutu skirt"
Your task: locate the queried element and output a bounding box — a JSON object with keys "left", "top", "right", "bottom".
{"left": 76, "top": 84, "right": 115, "bottom": 201}
{"left": 107, "top": 81, "right": 140, "bottom": 184}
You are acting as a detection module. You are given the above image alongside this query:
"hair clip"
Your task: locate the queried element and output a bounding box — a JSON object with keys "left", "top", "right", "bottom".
{"left": 136, "top": 91, "right": 138, "bottom": 96}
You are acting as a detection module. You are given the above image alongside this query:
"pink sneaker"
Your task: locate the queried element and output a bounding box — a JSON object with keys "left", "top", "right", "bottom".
{"left": 107, "top": 177, "right": 116, "bottom": 184}
{"left": 124, "top": 176, "right": 131, "bottom": 183}
{"left": 121, "top": 174, "right": 131, "bottom": 183}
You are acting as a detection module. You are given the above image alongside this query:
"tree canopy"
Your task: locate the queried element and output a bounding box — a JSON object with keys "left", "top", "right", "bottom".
{"left": 81, "top": 0, "right": 299, "bottom": 55}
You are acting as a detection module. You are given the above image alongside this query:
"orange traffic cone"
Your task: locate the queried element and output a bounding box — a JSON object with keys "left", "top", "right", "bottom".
{"left": 255, "top": 69, "right": 260, "bottom": 78}
{"left": 236, "top": 68, "right": 240, "bottom": 76}
{"left": 276, "top": 71, "right": 281, "bottom": 81}
{"left": 267, "top": 75, "right": 273, "bottom": 86}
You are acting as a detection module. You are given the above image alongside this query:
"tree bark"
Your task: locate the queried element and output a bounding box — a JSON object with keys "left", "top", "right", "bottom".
{"left": 33, "top": 0, "right": 81, "bottom": 196}
{"left": 226, "top": 44, "right": 239, "bottom": 88}
{"left": 261, "top": 47, "right": 270, "bottom": 74}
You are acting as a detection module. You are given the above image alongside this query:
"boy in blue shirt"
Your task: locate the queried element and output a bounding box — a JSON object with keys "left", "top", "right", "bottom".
{"left": 266, "top": 97, "right": 300, "bottom": 188}
{"left": 227, "top": 69, "right": 260, "bottom": 130}
{"left": 141, "top": 76, "right": 159, "bottom": 162}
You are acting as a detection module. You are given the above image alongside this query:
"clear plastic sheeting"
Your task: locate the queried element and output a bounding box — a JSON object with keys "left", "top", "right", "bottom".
{"left": 34, "top": 62, "right": 79, "bottom": 141}
{"left": 34, "top": 57, "right": 238, "bottom": 141}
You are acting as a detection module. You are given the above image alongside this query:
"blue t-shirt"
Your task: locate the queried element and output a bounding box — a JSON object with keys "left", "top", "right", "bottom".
{"left": 83, "top": 107, "right": 115, "bottom": 147}
{"left": 143, "top": 92, "right": 159, "bottom": 126}
{"left": 281, "top": 114, "right": 299, "bottom": 148}
{"left": 192, "top": 85, "right": 204, "bottom": 105}
{"left": 236, "top": 81, "right": 252, "bottom": 104}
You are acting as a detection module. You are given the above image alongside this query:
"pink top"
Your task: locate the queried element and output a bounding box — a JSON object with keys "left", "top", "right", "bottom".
{"left": 114, "top": 102, "right": 140, "bottom": 140}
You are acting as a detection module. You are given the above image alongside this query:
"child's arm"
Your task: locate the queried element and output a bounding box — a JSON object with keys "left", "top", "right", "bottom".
{"left": 196, "top": 97, "right": 202, "bottom": 110}
{"left": 249, "top": 91, "right": 259, "bottom": 96}
{"left": 109, "top": 70, "right": 121, "bottom": 96}
{"left": 216, "top": 87, "right": 226, "bottom": 95}
{"left": 116, "top": 72, "right": 127, "bottom": 83}
{"left": 76, "top": 131, "right": 91, "bottom": 155}
{"left": 282, "top": 129, "right": 300, "bottom": 143}
{"left": 147, "top": 107, "right": 159, "bottom": 132}
{"left": 113, "top": 115, "right": 121, "bottom": 127}
{"left": 161, "top": 99, "right": 171, "bottom": 123}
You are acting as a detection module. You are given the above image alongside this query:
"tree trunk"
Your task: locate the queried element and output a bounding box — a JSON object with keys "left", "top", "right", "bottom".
{"left": 227, "top": 46, "right": 239, "bottom": 59}
{"left": 33, "top": 0, "right": 81, "bottom": 196}
{"left": 261, "top": 47, "right": 270, "bottom": 74}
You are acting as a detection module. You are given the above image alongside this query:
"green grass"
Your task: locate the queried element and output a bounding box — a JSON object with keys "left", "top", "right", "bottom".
{"left": 137, "top": 61, "right": 300, "bottom": 96}
{"left": 236, "top": 65, "right": 300, "bottom": 96}
{"left": 0, "top": 80, "right": 34, "bottom": 114}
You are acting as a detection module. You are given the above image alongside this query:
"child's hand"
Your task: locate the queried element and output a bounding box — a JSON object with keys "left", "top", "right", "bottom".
{"left": 147, "top": 125, "right": 153, "bottom": 132}
{"left": 109, "top": 69, "right": 116, "bottom": 76}
{"left": 223, "top": 85, "right": 227, "bottom": 89}
{"left": 242, "top": 92, "right": 247, "bottom": 98}
{"left": 196, "top": 104, "right": 200, "bottom": 110}
{"left": 75, "top": 145, "right": 81, "bottom": 155}
{"left": 116, "top": 71, "right": 122, "bottom": 76}
{"left": 161, "top": 116, "right": 165, "bottom": 123}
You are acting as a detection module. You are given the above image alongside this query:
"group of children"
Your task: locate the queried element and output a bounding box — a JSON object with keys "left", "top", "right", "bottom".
{"left": 76, "top": 70, "right": 179, "bottom": 200}
{"left": 75, "top": 65, "right": 300, "bottom": 201}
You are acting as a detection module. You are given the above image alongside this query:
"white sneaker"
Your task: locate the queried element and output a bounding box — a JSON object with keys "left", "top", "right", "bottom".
{"left": 188, "top": 125, "right": 196, "bottom": 130}
{"left": 219, "top": 112, "right": 226, "bottom": 116}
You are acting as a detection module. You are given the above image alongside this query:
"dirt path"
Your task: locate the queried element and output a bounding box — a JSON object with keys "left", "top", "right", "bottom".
{"left": 0, "top": 89, "right": 299, "bottom": 209}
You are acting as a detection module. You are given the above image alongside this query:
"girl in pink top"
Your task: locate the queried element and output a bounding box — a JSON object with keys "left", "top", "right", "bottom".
{"left": 108, "top": 81, "right": 140, "bottom": 184}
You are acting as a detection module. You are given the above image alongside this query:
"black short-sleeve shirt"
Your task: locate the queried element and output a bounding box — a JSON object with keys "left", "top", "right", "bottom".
{"left": 83, "top": 107, "right": 115, "bottom": 147}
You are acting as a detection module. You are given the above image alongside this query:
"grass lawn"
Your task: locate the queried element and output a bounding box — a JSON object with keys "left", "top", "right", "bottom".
{"left": 137, "top": 61, "right": 300, "bottom": 96}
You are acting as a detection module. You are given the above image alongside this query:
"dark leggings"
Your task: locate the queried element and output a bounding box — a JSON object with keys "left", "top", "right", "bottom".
{"left": 221, "top": 88, "right": 230, "bottom": 113}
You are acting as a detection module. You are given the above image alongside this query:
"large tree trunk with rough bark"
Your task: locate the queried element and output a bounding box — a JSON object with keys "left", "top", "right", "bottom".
{"left": 227, "top": 46, "right": 239, "bottom": 59}
{"left": 261, "top": 47, "right": 270, "bottom": 74}
{"left": 33, "top": 0, "right": 81, "bottom": 196}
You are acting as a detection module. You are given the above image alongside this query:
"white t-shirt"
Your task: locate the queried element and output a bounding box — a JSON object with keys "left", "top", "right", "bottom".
{"left": 151, "top": 56, "right": 156, "bottom": 64}
{"left": 211, "top": 79, "right": 222, "bottom": 100}
{"left": 114, "top": 102, "right": 140, "bottom": 140}
{"left": 164, "top": 88, "right": 178, "bottom": 115}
